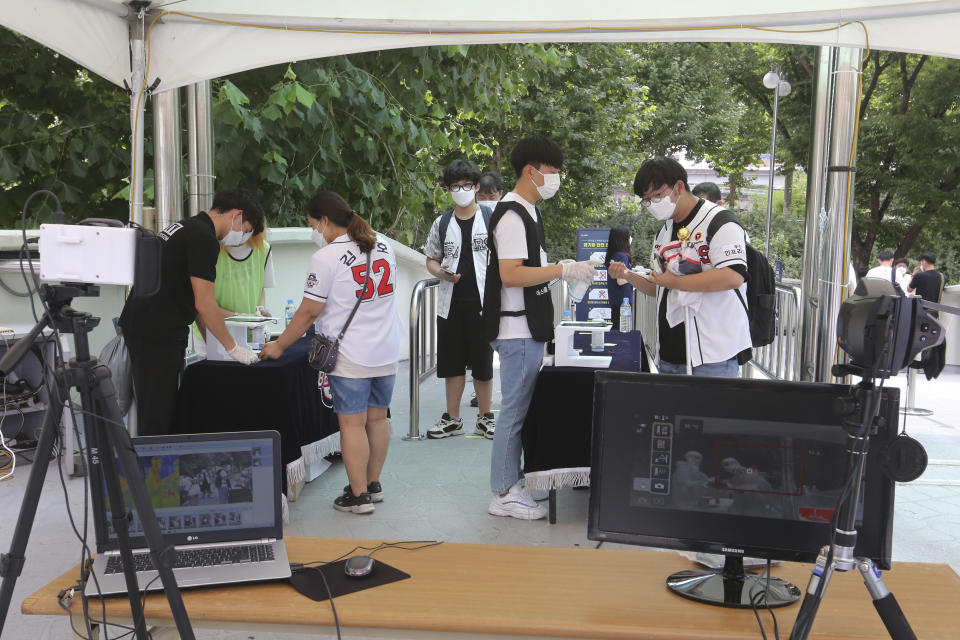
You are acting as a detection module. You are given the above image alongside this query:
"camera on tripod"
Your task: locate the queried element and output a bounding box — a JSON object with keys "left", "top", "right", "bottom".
{"left": 0, "top": 206, "right": 196, "bottom": 640}
{"left": 38, "top": 218, "right": 162, "bottom": 297}
{"left": 834, "top": 277, "right": 944, "bottom": 380}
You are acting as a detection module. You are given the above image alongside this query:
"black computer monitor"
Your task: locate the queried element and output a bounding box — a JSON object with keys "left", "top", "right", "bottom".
{"left": 588, "top": 372, "right": 898, "bottom": 609}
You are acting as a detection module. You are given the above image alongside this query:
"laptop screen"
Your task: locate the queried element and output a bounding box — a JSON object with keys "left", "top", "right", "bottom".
{"left": 95, "top": 431, "right": 281, "bottom": 549}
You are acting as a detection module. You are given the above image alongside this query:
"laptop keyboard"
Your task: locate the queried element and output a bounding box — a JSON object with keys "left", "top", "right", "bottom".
{"left": 104, "top": 543, "right": 275, "bottom": 574}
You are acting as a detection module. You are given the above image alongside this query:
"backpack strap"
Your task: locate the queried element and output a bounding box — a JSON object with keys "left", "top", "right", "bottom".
{"left": 437, "top": 207, "right": 455, "bottom": 249}
{"left": 705, "top": 208, "right": 741, "bottom": 244}
{"left": 703, "top": 207, "right": 749, "bottom": 314}
{"left": 439, "top": 205, "right": 493, "bottom": 249}
{"left": 479, "top": 204, "right": 493, "bottom": 231}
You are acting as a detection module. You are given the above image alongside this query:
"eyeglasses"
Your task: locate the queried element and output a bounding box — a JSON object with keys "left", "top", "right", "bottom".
{"left": 640, "top": 184, "right": 675, "bottom": 208}
{"left": 448, "top": 183, "right": 476, "bottom": 192}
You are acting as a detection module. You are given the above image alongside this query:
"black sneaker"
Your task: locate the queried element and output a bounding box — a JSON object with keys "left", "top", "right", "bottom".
{"left": 470, "top": 393, "right": 479, "bottom": 408}
{"left": 333, "top": 490, "right": 375, "bottom": 514}
{"left": 342, "top": 481, "right": 383, "bottom": 503}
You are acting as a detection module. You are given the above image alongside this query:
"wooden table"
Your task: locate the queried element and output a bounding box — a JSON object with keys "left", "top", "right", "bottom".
{"left": 22, "top": 537, "right": 960, "bottom": 639}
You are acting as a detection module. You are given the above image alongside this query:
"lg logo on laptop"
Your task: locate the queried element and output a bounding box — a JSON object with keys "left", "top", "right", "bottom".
{"left": 187, "top": 535, "right": 198, "bottom": 542}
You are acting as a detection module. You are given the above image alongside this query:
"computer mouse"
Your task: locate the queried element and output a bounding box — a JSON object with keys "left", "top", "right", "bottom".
{"left": 344, "top": 555, "right": 375, "bottom": 578}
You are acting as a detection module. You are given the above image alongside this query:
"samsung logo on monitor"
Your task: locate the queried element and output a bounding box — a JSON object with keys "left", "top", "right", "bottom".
{"left": 722, "top": 547, "right": 744, "bottom": 555}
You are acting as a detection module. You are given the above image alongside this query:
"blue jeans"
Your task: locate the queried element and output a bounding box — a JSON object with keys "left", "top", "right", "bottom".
{"left": 658, "top": 358, "right": 739, "bottom": 377}
{"left": 490, "top": 338, "right": 544, "bottom": 494}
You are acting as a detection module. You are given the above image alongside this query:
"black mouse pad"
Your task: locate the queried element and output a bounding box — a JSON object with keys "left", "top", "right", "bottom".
{"left": 289, "top": 559, "right": 410, "bottom": 602}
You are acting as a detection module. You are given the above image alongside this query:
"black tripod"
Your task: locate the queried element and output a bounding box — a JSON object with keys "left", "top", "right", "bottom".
{"left": 789, "top": 376, "right": 915, "bottom": 640}
{"left": 0, "top": 284, "right": 195, "bottom": 640}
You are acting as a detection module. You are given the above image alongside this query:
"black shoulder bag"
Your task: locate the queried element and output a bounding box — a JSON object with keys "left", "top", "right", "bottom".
{"left": 307, "top": 252, "right": 371, "bottom": 372}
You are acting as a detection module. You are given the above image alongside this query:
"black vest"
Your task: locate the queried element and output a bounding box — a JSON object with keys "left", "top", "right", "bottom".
{"left": 482, "top": 201, "right": 554, "bottom": 342}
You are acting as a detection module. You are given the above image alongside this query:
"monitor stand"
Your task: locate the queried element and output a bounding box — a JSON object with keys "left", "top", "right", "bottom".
{"left": 666, "top": 555, "right": 801, "bottom": 608}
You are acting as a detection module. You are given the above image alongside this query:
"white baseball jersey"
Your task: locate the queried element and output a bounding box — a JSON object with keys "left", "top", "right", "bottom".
{"left": 652, "top": 201, "right": 752, "bottom": 367}
{"left": 303, "top": 233, "right": 402, "bottom": 368}
{"left": 493, "top": 192, "right": 548, "bottom": 340}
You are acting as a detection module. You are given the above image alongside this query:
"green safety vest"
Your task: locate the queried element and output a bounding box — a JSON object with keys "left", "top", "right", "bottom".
{"left": 192, "top": 243, "right": 271, "bottom": 341}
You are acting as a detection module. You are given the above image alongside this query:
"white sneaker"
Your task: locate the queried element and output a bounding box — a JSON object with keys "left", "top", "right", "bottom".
{"left": 427, "top": 413, "right": 464, "bottom": 439}
{"left": 488, "top": 484, "right": 547, "bottom": 520}
{"left": 527, "top": 487, "right": 550, "bottom": 502}
{"left": 475, "top": 413, "right": 496, "bottom": 438}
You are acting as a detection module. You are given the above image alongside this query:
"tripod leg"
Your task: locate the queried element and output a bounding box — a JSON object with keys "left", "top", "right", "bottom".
{"left": 94, "top": 419, "right": 151, "bottom": 640}
{"left": 789, "top": 545, "right": 834, "bottom": 640}
{"left": 92, "top": 365, "right": 196, "bottom": 640}
{"left": 859, "top": 559, "right": 917, "bottom": 640}
{"left": 0, "top": 379, "right": 66, "bottom": 633}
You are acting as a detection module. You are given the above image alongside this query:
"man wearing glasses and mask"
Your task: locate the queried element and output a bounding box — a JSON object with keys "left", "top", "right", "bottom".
{"left": 119, "top": 188, "right": 265, "bottom": 436}
{"left": 609, "top": 157, "right": 751, "bottom": 377}
{"left": 423, "top": 160, "right": 497, "bottom": 440}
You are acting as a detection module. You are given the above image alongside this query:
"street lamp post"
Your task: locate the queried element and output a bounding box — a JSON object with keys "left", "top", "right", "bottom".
{"left": 762, "top": 68, "right": 792, "bottom": 257}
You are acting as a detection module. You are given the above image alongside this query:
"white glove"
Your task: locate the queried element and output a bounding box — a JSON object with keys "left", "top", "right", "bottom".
{"left": 227, "top": 344, "right": 259, "bottom": 365}
{"left": 561, "top": 259, "right": 599, "bottom": 284}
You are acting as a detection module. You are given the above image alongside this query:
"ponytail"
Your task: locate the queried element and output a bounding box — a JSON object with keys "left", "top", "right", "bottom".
{"left": 347, "top": 214, "right": 376, "bottom": 254}
{"left": 306, "top": 190, "right": 376, "bottom": 253}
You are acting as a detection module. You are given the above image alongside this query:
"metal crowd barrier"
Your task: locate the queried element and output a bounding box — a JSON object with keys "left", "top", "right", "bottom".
{"left": 748, "top": 282, "right": 803, "bottom": 381}
{"left": 405, "top": 278, "right": 440, "bottom": 440}
{"left": 631, "top": 281, "right": 803, "bottom": 381}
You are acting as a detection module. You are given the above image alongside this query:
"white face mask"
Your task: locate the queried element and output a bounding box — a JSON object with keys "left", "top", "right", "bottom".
{"left": 219, "top": 213, "right": 246, "bottom": 246}
{"left": 477, "top": 200, "right": 499, "bottom": 210}
{"left": 311, "top": 220, "right": 328, "bottom": 249}
{"left": 533, "top": 167, "right": 561, "bottom": 200}
{"left": 450, "top": 189, "right": 476, "bottom": 208}
{"left": 644, "top": 185, "right": 678, "bottom": 221}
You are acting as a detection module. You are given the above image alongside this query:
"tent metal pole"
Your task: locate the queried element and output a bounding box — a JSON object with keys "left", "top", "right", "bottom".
{"left": 799, "top": 46, "right": 863, "bottom": 382}
{"left": 152, "top": 88, "right": 183, "bottom": 229}
{"left": 186, "top": 80, "right": 215, "bottom": 216}
{"left": 128, "top": 11, "right": 147, "bottom": 227}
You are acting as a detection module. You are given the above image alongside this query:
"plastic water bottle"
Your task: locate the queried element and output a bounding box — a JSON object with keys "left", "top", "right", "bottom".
{"left": 284, "top": 299, "right": 296, "bottom": 328}
{"left": 562, "top": 309, "right": 571, "bottom": 324}
{"left": 619, "top": 298, "right": 632, "bottom": 333}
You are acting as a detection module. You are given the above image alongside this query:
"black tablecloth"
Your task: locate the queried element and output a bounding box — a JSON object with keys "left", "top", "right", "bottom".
{"left": 522, "top": 330, "right": 648, "bottom": 480}
{"left": 176, "top": 336, "right": 339, "bottom": 493}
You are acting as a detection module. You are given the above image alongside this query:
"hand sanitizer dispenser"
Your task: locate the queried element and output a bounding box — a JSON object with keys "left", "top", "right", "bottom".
{"left": 554, "top": 320, "right": 612, "bottom": 368}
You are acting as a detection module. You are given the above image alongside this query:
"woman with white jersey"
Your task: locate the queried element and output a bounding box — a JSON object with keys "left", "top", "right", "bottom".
{"left": 260, "top": 191, "right": 402, "bottom": 514}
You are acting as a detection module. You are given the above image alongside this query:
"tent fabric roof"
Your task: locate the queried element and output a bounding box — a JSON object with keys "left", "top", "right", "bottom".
{"left": 3, "top": 0, "right": 960, "bottom": 90}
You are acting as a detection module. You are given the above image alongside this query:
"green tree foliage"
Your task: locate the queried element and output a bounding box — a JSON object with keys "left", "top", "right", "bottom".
{"left": 851, "top": 52, "right": 960, "bottom": 267}
{"left": 3, "top": 27, "right": 959, "bottom": 283}
{"left": 0, "top": 27, "right": 135, "bottom": 227}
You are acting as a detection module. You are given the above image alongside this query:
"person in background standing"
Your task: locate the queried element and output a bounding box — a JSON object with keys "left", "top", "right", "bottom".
{"left": 423, "top": 160, "right": 496, "bottom": 440}
{"left": 476, "top": 171, "right": 504, "bottom": 210}
{"left": 482, "top": 135, "right": 597, "bottom": 519}
{"left": 691, "top": 182, "right": 722, "bottom": 205}
{"left": 909, "top": 253, "right": 945, "bottom": 305}
{"left": 260, "top": 191, "right": 402, "bottom": 514}
{"left": 894, "top": 257, "right": 913, "bottom": 296}
{"left": 191, "top": 225, "right": 277, "bottom": 351}
{"left": 609, "top": 157, "right": 751, "bottom": 377}
{"left": 604, "top": 225, "right": 633, "bottom": 330}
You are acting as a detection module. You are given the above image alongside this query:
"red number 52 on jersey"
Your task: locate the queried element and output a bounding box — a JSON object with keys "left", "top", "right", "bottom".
{"left": 351, "top": 259, "right": 395, "bottom": 299}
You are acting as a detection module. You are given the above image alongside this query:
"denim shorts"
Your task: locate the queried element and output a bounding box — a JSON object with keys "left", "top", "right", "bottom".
{"left": 327, "top": 374, "right": 396, "bottom": 415}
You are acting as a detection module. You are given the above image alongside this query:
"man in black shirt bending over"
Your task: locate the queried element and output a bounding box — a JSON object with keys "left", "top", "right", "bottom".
{"left": 120, "top": 189, "right": 265, "bottom": 436}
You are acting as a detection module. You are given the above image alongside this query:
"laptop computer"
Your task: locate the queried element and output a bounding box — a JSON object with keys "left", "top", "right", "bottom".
{"left": 86, "top": 430, "right": 291, "bottom": 597}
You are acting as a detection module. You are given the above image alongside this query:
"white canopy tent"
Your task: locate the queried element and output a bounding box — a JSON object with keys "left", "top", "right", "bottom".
{"left": 3, "top": 0, "right": 958, "bottom": 382}
{"left": 5, "top": 0, "right": 960, "bottom": 90}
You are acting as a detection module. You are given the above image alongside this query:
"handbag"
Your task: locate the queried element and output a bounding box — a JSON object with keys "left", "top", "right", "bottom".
{"left": 308, "top": 252, "right": 372, "bottom": 372}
